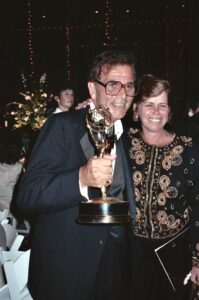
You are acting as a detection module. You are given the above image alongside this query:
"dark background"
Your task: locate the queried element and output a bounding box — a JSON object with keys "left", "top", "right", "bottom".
{"left": 0, "top": 0, "right": 199, "bottom": 120}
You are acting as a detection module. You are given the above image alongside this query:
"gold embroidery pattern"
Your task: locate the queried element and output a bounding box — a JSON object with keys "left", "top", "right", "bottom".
{"left": 164, "top": 186, "right": 178, "bottom": 199}
{"left": 128, "top": 131, "right": 192, "bottom": 240}
{"left": 133, "top": 171, "right": 142, "bottom": 202}
{"left": 157, "top": 193, "right": 166, "bottom": 206}
{"left": 162, "top": 146, "right": 183, "bottom": 171}
{"left": 181, "top": 136, "right": 192, "bottom": 143}
{"left": 157, "top": 210, "right": 181, "bottom": 229}
{"left": 159, "top": 175, "right": 170, "bottom": 190}
{"left": 135, "top": 187, "right": 141, "bottom": 202}
{"left": 129, "top": 128, "right": 140, "bottom": 135}
{"left": 136, "top": 207, "right": 141, "bottom": 221}
{"left": 135, "top": 150, "right": 145, "bottom": 165}
{"left": 131, "top": 138, "right": 142, "bottom": 150}
{"left": 183, "top": 208, "right": 189, "bottom": 219}
{"left": 133, "top": 171, "right": 143, "bottom": 186}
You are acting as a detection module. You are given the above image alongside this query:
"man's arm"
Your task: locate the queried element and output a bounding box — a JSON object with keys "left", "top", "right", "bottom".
{"left": 17, "top": 115, "right": 115, "bottom": 215}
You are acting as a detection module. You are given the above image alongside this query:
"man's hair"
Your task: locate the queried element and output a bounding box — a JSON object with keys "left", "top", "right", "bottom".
{"left": 88, "top": 50, "right": 136, "bottom": 82}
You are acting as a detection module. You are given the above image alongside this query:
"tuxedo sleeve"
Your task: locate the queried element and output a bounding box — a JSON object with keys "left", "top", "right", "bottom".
{"left": 17, "top": 114, "right": 86, "bottom": 214}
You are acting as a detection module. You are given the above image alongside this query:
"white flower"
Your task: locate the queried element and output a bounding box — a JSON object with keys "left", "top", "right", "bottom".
{"left": 24, "top": 116, "right": 29, "bottom": 122}
{"left": 41, "top": 93, "right": 47, "bottom": 97}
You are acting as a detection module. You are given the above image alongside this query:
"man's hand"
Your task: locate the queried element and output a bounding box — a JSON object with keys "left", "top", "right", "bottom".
{"left": 79, "top": 154, "right": 116, "bottom": 188}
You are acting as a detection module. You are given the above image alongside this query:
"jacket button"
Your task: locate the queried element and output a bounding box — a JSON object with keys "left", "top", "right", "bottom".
{"left": 99, "top": 240, "right": 103, "bottom": 245}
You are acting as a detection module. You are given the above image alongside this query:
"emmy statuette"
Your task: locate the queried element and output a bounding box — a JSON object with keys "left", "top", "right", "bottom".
{"left": 77, "top": 105, "right": 131, "bottom": 224}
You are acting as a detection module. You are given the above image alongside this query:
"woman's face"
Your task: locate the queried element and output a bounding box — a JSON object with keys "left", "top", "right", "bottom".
{"left": 137, "top": 91, "right": 170, "bottom": 135}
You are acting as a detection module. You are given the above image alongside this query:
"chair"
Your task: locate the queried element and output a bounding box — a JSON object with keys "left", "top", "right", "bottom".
{"left": 1, "top": 223, "right": 24, "bottom": 250}
{"left": 6, "top": 212, "right": 30, "bottom": 235}
{"left": 0, "top": 209, "right": 31, "bottom": 236}
{"left": 0, "top": 210, "right": 9, "bottom": 224}
{"left": 16, "top": 219, "right": 30, "bottom": 235}
{"left": 0, "top": 261, "right": 6, "bottom": 290}
{"left": 0, "top": 210, "right": 9, "bottom": 229}
{"left": 3, "top": 249, "right": 32, "bottom": 300}
{"left": 0, "top": 250, "right": 24, "bottom": 265}
{"left": 0, "top": 284, "right": 10, "bottom": 300}
{"left": 0, "top": 260, "right": 10, "bottom": 300}
{"left": 0, "top": 225, "right": 7, "bottom": 250}
{"left": 0, "top": 250, "right": 29, "bottom": 299}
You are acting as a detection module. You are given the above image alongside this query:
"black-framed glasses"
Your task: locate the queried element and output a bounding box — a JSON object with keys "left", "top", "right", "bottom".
{"left": 95, "top": 80, "right": 137, "bottom": 97}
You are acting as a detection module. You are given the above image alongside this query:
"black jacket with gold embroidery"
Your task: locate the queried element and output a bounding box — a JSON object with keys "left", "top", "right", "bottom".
{"left": 125, "top": 128, "right": 199, "bottom": 267}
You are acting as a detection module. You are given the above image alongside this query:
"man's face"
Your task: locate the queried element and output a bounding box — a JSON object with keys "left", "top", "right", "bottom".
{"left": 58, "top": 89, "right": 74, "bottom": 110}
{"left": 88, "top": 64, "right": 134, "bottom": 121}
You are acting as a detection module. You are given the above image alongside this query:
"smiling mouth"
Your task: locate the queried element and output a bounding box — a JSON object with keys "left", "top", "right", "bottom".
{"left": 149, "top": 118, "right": 161, "bottom": 123}
{"left": 114, "top": 103, "right": 125, "bottom": 107}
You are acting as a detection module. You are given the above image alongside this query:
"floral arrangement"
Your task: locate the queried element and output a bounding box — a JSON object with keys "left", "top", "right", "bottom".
{"left": 4, "top": 73, "right": 53, "bottom": 130}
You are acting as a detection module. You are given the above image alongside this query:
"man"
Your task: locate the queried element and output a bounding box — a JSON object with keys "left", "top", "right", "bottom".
{"left": 16, "top": 50, "right": 136, "bottom": 300}
{"left": 187, "top": 96, "right": 199, "bottom": 117}
{"left": 172, "top": 96, "right": 199, "bottom": 143}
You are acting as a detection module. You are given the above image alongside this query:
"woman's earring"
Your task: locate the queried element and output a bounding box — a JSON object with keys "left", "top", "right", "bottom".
{"left": 133, "top": 112, "right": 139, "bottom": 122}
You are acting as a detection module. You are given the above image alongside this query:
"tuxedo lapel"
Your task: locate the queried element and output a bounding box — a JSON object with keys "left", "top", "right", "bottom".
{"left": 79, "top": 126, "right": 101, "bottom": 199}
{"left": 80, "top": 132, "right": 95, "bottom": 160}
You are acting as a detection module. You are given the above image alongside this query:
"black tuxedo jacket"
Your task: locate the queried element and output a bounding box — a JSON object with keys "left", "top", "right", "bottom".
{"left": 17, "top": 108, "right": 135, "bottom": 300}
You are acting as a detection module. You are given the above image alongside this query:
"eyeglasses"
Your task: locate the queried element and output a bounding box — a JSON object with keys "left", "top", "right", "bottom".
{"left": 95, "top": 80, "right": 137, "bottom": 97}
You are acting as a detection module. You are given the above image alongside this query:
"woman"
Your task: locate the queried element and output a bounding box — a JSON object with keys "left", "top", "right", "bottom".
{"left": 125, "top": 74, "right": 199, "bottom": 300}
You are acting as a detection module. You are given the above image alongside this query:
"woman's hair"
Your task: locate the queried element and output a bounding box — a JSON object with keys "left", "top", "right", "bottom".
{"left": 132, "top": 74, "right": 172, "bottom": 123}
{"left": 135, "top": 74, "right": 170, "bottom": 105}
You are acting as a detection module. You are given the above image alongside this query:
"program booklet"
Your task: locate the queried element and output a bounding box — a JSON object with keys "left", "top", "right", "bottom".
{"left": 154, "top": 227, "right": 192, "bottom": 291}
